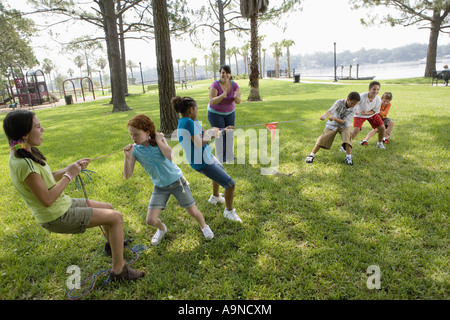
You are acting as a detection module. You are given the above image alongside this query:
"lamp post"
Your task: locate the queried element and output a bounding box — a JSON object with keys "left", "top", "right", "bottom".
{"left": 334, "top": 42, "right": 337, "bottom": 82}
{"left": 98, "top": 70, "right": 104, "bottom": 95}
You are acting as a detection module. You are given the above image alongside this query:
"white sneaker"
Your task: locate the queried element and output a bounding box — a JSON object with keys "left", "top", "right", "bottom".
{"left": 339, "top": 146, "right": 345, "bottom": 152}
{"left": 151, "top": 224, "right": 167, "bottom": 245}
{"left": 202, "top": 225, "right": 214, "bottom": 240}
{"left": 208, "top": 194, "right": 225, "bottom": 204}
{"left": 377, "top": 142, "right": 386, "bottom": 149}
{"left": 223, "top": 208, "right": 242, "bottom": 223}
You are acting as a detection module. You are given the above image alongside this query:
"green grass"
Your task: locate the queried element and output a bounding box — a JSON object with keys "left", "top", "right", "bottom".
{"left": 0, "top": 79, "right": 448, "bottom": 300}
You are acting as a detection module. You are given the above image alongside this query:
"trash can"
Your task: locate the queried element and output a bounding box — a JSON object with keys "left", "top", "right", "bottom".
{"left": 64, "top": 95, "right": 73, "bottom": 105}
{"left": 294, "top": 74, "right": 300, "bottom": 83}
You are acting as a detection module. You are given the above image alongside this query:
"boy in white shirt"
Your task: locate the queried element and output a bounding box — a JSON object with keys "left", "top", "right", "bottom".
{"left": 350, "top": 81, "right": 386, "bottom": 149}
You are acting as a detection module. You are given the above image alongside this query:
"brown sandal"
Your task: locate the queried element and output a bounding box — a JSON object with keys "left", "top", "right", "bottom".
{"left": 109, "top": 264, "right": 145, "bottom": 282}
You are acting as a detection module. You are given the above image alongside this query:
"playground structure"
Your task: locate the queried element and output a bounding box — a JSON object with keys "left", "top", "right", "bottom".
{"left": 6, "top": 65, "right": 51, "bottom": 108}
{"left": 62, "top": 77, "right": 95, "bottom": 104}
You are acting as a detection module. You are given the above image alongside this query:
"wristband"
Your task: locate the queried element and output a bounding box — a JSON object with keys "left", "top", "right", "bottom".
{"left": 63, "top": 173, "right": 73, "bottom": 182}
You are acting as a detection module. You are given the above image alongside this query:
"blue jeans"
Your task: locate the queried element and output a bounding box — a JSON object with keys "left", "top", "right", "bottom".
{"left": 207, "top": 110, "right": 235, "bottom": 163}
{"left": 197, "top": 156, "right": 235, "bottom": 190}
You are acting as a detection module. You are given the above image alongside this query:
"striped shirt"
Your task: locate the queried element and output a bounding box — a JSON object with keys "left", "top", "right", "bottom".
{"left": 325, "top": 99, "right": 356, "bottom": 130}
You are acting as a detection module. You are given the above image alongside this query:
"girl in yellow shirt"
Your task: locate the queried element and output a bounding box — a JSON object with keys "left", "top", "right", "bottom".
{"left": 3, "top": 110, "right": 144, "bottom": 282}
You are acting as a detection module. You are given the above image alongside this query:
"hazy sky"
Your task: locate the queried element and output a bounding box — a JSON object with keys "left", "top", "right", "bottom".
{"left": 7, "top": 0, "right": 450, "bottom": 73}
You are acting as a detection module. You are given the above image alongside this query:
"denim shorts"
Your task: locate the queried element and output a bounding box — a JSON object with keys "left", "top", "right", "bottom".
{"left": 40, "top": 198, "right": 93, "bottom": 234}
{"left": 196, "top": 156, "right": 235, "bottom": 190}
{"left": 149, "top": 176, "right": 195, "bottom": 209}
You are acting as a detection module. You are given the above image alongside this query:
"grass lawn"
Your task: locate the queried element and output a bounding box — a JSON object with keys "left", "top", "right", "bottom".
{"left": 0, "top": 78, "right": 448, "bottom": 300}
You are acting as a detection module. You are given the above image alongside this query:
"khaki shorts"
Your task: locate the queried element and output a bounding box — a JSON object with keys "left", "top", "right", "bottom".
{"left": 40, "top": 198, "right": 93, "bottom": 234}
{"left": 317, "top": 127, "right": 352, "bottom": 150}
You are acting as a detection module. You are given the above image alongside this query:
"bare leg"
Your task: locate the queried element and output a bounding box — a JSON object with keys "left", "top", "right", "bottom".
{"left": 146, "top": 208, "right": 165, "bottom": 231}
{"left": 185, "top": 205, "right": 207, "bottom": 229}
{"left": 344, "top": 143, "right": 352, "bottom": 155}
{"left": 364, "top": 128, "right": 378, "bottom": 142}
{"left": 385, "top": 121, "right": 394, "bottom": 138}
{"left": 213, "top": 181, "right": 220, "bottom": 197}
{"left": 376, "top": 125, "right": 385, "bottom": 143}
{"left": 224, "top": 184, "right": 235, "bottom": 211}
{"left": 87, "top": 207, "right": 124, "bottom": 274}
{"left": 351, "top": 127, "right": 361, "bottom": 140}
{"left": 310, "top": 142, "right": 321, "bottom": 155}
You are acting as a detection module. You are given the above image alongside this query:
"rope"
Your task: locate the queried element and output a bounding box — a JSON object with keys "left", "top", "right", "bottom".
{"left": 66, "top": 172, "right": 146, "bottom": 300}
{"left": 66, "top": 117, "right": 310, "bottom": 299}
{"left": 235, "top": 117, "right": 316, "bottom": 128}
{"left": 85, "top": 117, "right": 316, "bottom": 163}
{"left": 90, "top": 149, "right": 123, "bottom": 162}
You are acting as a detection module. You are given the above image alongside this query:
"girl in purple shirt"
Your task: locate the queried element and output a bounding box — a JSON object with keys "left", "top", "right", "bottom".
{"left": 207, "top": 65, "right": 241, "bottom": 163}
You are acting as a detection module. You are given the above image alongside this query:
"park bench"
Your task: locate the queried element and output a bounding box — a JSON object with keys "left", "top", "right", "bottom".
{"left": 147, "top": 84, "right": 158, "bottom": 92}
{"left": 431, "top": 70, "right": 449, "bottom": 86}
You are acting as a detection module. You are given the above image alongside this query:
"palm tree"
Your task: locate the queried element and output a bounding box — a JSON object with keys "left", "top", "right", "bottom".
{"left": 240, "top": 0, "right": 268, "bottom": 101}
{"left": 74, "top": 55, "right": 84, "bottom": 77}
{"left": 42, "top": 58, "right": 55, "bottom": 92}
{"left": 182, "top": 60, "right": 188, "bottom": 82}
{"left": 126, "top": 59, "right": 138, "bottom": 80}
{"left": 204, "top": 55, "right": 209, "bottom": 79}
{"left": 175, "top": 59, "right": 181, "bottom": 83}
{"left": 209, "top": 45, "right": 220, "bottom": 80}
{"left": 67, "top": 68, "right": 75, "bottom": 78}
{"left": 96, "top": 57, "right": 107, "bottom": 90}
{"left": 240, "top": 43, "right": 250, "bottom": 75}
{"left": 190, "top": 57, "right": 197, "bottom": 81}
{"left": 231, "top": 47, "right": 240, "bottom": 75}
{"left": 258, "top": 35, "right": 266, "bottom": 79}
{"left": 226, "top": 48, "right": 233, "bottom": 66}
{"left": 96, "top": 57, "right": 107, "bottom": 75}
{"left": 262, "top": 48, "right": 267, "bottom": 78}
{"left": 271, "top": 42, "right": 283, "bottom": 78}
{"left": 281, "top": 39, "right": 295, "bottom": 78}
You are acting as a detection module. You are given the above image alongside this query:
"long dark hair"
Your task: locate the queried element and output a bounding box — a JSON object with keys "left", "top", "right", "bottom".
{"left": 220, "top": 65, "right": 233, "bottom": 80}
{"left": 3, "top": 110, "right": 46, "bottom": 165}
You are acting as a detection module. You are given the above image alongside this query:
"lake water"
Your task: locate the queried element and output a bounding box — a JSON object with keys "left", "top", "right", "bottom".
{"left": 297, "top": 59, "right": 449, "bottom": 80}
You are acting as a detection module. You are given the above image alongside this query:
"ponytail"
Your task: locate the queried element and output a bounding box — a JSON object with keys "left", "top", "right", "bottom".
{"left": 15, "top": 147, "right": 47, "bottom": 166}
{"left": 3, "top": 110, "right": 47, "bottom": 166}
{"left": 171, "top": 96, "right": 197, "bottom": 115}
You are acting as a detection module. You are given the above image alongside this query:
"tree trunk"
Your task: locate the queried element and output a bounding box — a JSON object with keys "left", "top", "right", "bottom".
{"left": 424, "top": 10, "right": 441, "bottom": 77}
{"left": 218, "top": 0, "right": 226, "bottom": 66}
{"left": 117, "top": 0, "right": 129, "bottom": 96}
{"left": 286, "top": 47, "right": 291, "bottom": 78}
{"left": 99, "top": 0, "right": 130, "bottom": 112}
{"left": 275, "top": 57, "right": 280, "bottom": 78}
{"left": 152, "top": 0, "right": 178, "bottom": 135}
{"left": 248, "top": 11, "right": 261, "bottom": 101}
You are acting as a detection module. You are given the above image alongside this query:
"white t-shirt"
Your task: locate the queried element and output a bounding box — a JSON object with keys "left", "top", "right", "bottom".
{"left": 354, "top": 92, "right": 381, "bottom": 119}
